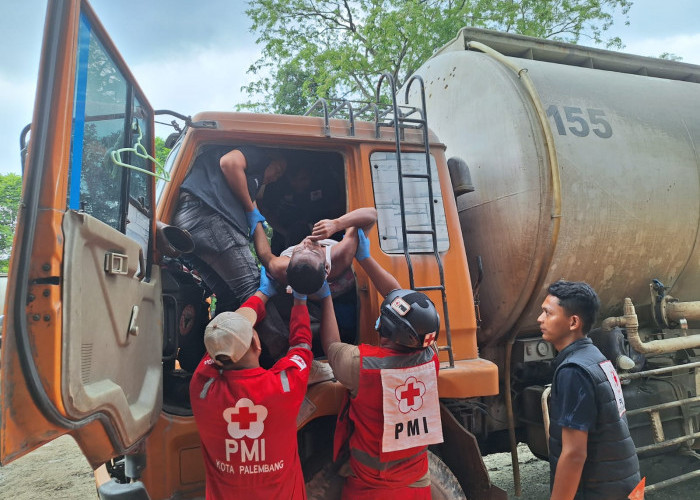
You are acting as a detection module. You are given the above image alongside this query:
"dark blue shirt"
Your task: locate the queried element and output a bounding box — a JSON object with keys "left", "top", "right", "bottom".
{"left": 180, "top": 145, "right": 270, "bottom": 234}
{"left": 552, "top": 364, "right": 597, "bottom": 432}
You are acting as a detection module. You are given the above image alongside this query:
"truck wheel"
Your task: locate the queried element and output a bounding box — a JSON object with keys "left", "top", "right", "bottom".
{"left": 430, "top": 451, "right": 468, "bottom": 500}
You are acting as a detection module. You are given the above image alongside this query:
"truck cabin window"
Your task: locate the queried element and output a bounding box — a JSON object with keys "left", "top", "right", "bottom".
{"left": 370, "top": 152, "right": 449, "bottom": 254}
{"left": 67, "top": 13, "right": 154, "bottom": 258}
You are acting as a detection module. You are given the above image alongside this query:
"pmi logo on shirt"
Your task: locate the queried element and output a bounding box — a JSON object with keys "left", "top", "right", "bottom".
{"left": 381, "top": 361, "right": 443, "bottom": 453}
{"left": 224, "top": 398, "right": 268, "bottom": 439}
{"left": 395, "top": 376, "right": 426, "bottom": 413}
{"left": 219, "top": 399, "right": 286, "bottom": 475}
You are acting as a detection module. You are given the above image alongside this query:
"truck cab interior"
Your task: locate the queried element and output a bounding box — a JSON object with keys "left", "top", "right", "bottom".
{"left": 160, "top": 144, "right": 352, "bottom": 415}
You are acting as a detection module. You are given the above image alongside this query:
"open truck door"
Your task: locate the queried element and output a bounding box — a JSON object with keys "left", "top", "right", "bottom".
{"left": 1, "top": 0, "right": 162, "bottom": 470}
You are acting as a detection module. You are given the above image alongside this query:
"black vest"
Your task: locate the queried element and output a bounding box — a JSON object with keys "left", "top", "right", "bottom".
{"left": 549, "top": 338, "right": 640, "bottom": 499}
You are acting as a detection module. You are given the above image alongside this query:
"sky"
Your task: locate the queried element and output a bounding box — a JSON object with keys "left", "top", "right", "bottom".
{"left": 1, "top": 0, "right": 699, "bottom": 176}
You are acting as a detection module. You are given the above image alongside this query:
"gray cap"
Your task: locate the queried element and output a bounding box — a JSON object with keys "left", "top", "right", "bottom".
{"left": 204, "top": 311, "right": 255, "bottom": 363}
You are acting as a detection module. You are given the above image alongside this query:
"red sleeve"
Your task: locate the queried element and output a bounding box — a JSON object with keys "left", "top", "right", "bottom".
{"left": 289, "top": 304, "right": 312, "bottom": 349}
{"left": 269, "top": 304, "right": 313, "bottom": 391}
{"left": 239, "top": 294, "right": 266, "bottom": 324}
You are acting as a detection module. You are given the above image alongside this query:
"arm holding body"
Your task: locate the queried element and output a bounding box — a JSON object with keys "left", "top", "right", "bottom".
{"left": 319, "top": 292, "right": 341, "bottom": 355}
{"left": 354, "top": 227, "right": 400, "bottom": 296}
{"left": 252, "top": 223, "right": 289, "bottom": 284}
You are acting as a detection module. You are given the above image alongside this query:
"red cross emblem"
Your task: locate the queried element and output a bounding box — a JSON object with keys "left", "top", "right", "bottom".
{"left": 401, "top": 382, "right": 421, "bottom": 406}
{"left": 423, "top": 332, "right": 436, "bottom": 347}
{"left": 229, "top": 406, "right": 257, "bottom": 430}
{"left": 223, "top": 398, "right": 268, "bottom": 439}
{"left": 395, "top": 376, "right": 426, "bottom": 413}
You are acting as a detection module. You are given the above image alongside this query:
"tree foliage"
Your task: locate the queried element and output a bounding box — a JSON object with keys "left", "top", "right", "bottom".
{"left": 0, "top": 173, "right": 22, "bottom": 272}
{"left": 242, "top": 0, "right": 632, "bottom": 114}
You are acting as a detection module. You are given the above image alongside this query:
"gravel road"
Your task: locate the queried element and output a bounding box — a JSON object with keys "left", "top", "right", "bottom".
{"left": 2, "top": 435, "right": 698, "bottom": 499}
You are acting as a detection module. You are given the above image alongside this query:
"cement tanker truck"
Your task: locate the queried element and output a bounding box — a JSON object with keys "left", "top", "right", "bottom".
{"left": 406, "top": 27, "right": 700, "bottom": 493}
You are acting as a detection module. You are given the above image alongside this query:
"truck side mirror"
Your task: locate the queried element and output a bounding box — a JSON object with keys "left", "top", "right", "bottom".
{"left": 164, "top": 132, "right": 181, "bottom": 149}
{"left": 447, "top": 156, "right": 474, "bottom": 195}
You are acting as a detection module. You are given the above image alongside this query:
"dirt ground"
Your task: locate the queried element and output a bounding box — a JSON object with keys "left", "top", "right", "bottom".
{"left": 1, "top": 435, "right": 698, "bottom": 499}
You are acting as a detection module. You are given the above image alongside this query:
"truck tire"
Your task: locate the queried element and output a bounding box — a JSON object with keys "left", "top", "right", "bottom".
{"left": 430, "top": 451, "right": 468, "bottom": 500}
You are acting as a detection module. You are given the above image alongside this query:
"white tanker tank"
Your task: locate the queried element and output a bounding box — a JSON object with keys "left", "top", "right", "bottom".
{"left": 407, "top": 28, "right": 700, "bottom": 347}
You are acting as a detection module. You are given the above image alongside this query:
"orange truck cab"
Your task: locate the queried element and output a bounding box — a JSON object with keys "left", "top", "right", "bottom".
{"left": 0, "top": 1, "right": 500, "bottom": 498}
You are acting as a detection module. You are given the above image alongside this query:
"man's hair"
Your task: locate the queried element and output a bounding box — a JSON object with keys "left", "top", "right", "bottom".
{"left": 287, "top": 255, "right": 325, "bottom": 294}
{"left": 547, "top": 280, "right": 600, "bottom": 333}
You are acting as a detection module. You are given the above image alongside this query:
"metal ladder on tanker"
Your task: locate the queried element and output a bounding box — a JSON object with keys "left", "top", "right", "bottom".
{"left": 304, "top": 78, "right": 455, "bottom": 367}
{"left": 373, "top": 73, "right": 455, "bottom": 368}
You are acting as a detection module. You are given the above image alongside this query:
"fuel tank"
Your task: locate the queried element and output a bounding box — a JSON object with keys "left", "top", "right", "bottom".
{"left": 407, "top": 28, "right": 700, "bottom": 346}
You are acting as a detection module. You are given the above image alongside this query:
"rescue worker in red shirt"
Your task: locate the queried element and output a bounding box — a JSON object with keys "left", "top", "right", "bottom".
{"left": 318, "top": 228, "right": 443, "bottom": 499}
{"left": 190, "top": 267, "right": 320, "bottom": 500}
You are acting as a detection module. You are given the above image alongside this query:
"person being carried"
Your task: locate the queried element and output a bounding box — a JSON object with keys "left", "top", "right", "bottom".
{"left": 172, "top": 145, "right": 286, "bottom": 313}
{"left": 539, "top": 280, "right": 641, "bottom": 500}
{"left": 253, "top": 207, "right": 377, "bottom": 298}
{"left": 318, "top": 228, "right": 444, "bottom": 499}
{"left": 189, "top": 268, "right": 315, "bottom": 500}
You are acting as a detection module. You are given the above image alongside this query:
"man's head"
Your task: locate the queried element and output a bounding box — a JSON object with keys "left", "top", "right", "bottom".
{"left": 263, "top": 153, "right": 287, "bottom": 184}
{"left": 376, "top": 289, "right": 440, "bottom": 350}
{"left": 204, "top": 309, "right": 260, "bottom": 368}
{"left": 286, "top": 237, "right": 327, "bottom": 294}
{"left": 538, "top": 280, "right": 600, "bottom": 350}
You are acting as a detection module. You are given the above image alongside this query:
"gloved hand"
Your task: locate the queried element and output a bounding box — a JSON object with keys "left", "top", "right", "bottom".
{"left": 246, "top": 208, "right": 267, "bottom": 239}
{"left": 355, "top": 228, "right": 370, "bottom": 261}
{"left": 291, "top": 288, "right": 307, "bottom": 301}
{"left": 257, "top": 267, "right": 278, "bottom": 297}
{"left": 309, "top": 281, "right": 331, "bottom": 301}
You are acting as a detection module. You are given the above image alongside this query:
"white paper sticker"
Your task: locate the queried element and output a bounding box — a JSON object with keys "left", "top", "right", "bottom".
{"left": 380, "top": 361, "right": 443, "bottom": 453}
{"left": 599, "top": 360, "right": 626, "bottom": 417}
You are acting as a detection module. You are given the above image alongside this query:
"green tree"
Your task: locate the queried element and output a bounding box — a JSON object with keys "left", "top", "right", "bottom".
{"left": 242, "top": 0, "right": 631, "bottom": 113}
{"left": 659, "top": 52, "right": 683, "bottom": 61}
{"left": 155, "top": 136, "right": 171, "bottom": 167}
{"left": 0, "top": 173, "right": 23, "bottom": 272}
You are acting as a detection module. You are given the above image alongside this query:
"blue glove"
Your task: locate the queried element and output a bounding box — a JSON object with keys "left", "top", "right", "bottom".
{"left": 257, "top": 267, "right": 278, "bottom": 297}
{"left": 309, "top": 281, "right": 331, "bottom": 301}
{"left": 292, "top": 289, "right": 307, "bottom": 301}
{"left": 355, "top": 228, "right": 370, "bottom": 261}
{"left": 246, "top": 208, "right": 267, "bottom": 239}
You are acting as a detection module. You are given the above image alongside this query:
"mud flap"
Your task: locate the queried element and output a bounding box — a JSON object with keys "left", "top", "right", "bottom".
{"left": 438, "top": 403, "right": 507, "bottom": 500}
{"left": 98, "top": 480, "right": 150, "bottom": 500}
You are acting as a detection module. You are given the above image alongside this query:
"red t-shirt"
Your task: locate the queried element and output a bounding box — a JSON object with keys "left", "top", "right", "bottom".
{"left": 190, "top": 297, "right": 313, "bottom": 500}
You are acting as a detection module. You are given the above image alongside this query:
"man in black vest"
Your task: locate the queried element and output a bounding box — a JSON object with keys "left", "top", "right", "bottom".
{"left": 539, "top": 280, "right": 640, "bottom": 500}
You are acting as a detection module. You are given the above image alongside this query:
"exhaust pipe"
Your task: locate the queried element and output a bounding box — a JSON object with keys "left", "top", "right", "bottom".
{"left": 156, "top": 221, "right": 194, "bottom": 258}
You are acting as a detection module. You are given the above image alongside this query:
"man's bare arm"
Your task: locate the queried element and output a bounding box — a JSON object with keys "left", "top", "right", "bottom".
{"left": 319, "top": 293, "right": 341, "bottom": 355}
{"left": 310, "top": 207, "right": 377, "bottom": 241}
{"left": 220, "top": 149, "right": 255, "bottom": 212}
{"left": 358, "top": 256, "right": 400, "bottom": 297}
{"left": 550, "top": 427, "right": 588, "bottom": 500}
{"left": 252, "top": 224, "right": 288, "bottom": 284}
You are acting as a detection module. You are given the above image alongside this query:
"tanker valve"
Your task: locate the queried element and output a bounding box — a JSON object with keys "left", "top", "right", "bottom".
{"left": 602, "top": 293, "right": 700, "bottom": 355}
{"left": 650, "top": 279, "right": 700, "bottom": 329}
